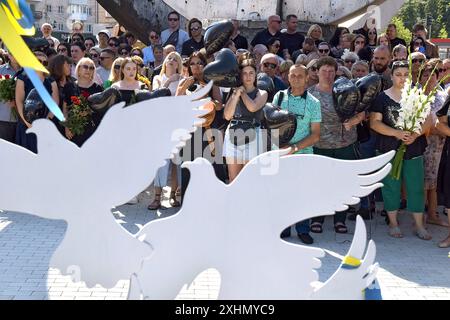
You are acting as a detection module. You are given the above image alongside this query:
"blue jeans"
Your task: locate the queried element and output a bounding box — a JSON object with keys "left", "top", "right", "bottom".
{"left": 281, "top": 220, "right": 310, "bottom": 237}
{"left": 15, "top": 122, "right": 37, "bottom": 153}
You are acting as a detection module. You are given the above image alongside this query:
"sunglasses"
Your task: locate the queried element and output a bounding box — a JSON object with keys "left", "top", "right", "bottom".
{"left": 344, "top": 59, "right": 356, "bottom": 64}
{"left": 72, "top": 38, "right": 82, "bottom": 42}
{"left": 309, "top": 66, "right": 318, "bottom": 72}
{"left": 57, "top": 48, "right": 67, "bottom": 52}
{"left": 318, "top": 49, "right": 329, "bottom": 53}
{"left": 168, "top": 18, "right": 179, "bottom": 22}
{"left": 412, "top": 59, "right": 425, "bottom": 64}
{"left": 38, "top": 60, "right": 48, "bottom": 66}
{"left": 440, "top": 68, "right": 448, "bottom": 73}
{"left": 108, "top": 43, "right": 117, "bottom": 47}
{"left": 190, "top": 27, "right": 201, "bottom": 31}
{"left": 120, "top": 51, "right": 129, "bottom": 55}
{"left": 355, "top": 41, "right": 365, "bottom": 45}
{"left": 414, "top": 42, "right": 423, "bottom": 46}
{"left": 131, "top": 52, "right": 141, "bottom": 56}
{"left": 100, "top": 56, "right": 112, "bottom": 60}
{"left": 114, "top": 65, "right": 121, "bottom": 70}
{"left": 263, "top": 62, "right": 277, "bottom": 69}
{"left": 190, "top": 61, "right": 204, "bottom": 66}
{"left": 81, "top": 65, "right": 95, "bottom": 71}
{"left": 90, "top": 54, "right": 99, "bottom": 58}
{"left": 150, "top": 35, "right": 159, "bottom": 39}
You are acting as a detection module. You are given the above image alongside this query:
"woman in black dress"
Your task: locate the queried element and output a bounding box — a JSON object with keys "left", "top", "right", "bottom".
{"left": 48, "top": 54, "right": 74, "bottom": 136}
{"left": 436, "top": 95, "right": 450, "bottom": 248}
{"left": 15, "top": 51, "right": 59, "bottom": 153}
{"left": 63, "top": 57, "right": 103, "bottom": 147}
{"left": 111, "top": 57, "right": 146, "bottom": 106}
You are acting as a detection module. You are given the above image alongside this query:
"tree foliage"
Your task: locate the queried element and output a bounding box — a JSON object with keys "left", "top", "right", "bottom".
{"left": 394, "top": 0, "right": 450, "bottom": 39}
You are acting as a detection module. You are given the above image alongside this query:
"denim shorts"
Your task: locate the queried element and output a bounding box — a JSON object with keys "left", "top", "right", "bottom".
{"left": 222, "top": 126, "right": 264, "bottom": 163}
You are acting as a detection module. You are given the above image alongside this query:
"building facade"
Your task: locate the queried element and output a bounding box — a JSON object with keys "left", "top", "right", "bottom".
{"left": 27, "top": 0, "right": 116, "bottom": 41}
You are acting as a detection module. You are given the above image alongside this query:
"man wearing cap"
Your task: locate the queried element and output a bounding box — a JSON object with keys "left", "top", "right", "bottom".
{"left": 0, "top": 52, "right": 20, "bottom": 143}
{"left": 273, "top": 64, "right": 321, "bottom": 244}
{"left": 95, "top": 30, "right": 110, "bottom": 51}
{"left": 260, "top": 53, "right": 287, "bottom": 92}
{"left": 40, "top": 23, "right": 60, "bottom": 49}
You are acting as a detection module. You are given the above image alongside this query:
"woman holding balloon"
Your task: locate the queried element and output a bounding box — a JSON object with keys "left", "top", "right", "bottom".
{"left": 223, "top": 53, "right": 268, "bottom": 182}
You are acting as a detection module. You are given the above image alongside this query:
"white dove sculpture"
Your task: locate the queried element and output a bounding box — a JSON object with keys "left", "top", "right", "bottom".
{"left": 0, "top": 82, "right": 212, "bottom": 288}
{"left": 129, "top": 149, "right": 395, "bottom": 300}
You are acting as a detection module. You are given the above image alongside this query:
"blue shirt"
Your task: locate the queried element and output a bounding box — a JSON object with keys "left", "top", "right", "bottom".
{"left": 273, "top": 89, "right": 322, "bottom": 154}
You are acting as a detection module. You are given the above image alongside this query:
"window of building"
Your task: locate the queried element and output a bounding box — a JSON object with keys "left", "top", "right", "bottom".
{"left": 83, "top": 6, "right": 87, "bottom": 14}
{"left": 87, "top": 24, "right": 92, "bottom": 32}
{"left": 46, "top": 5, "right": 52, "bottom": 12}
{"left": 88, "top": 8, "right": 92, "bottom": 16}
{"left": 58, "top": 6, "right": 64, "bottom": 13}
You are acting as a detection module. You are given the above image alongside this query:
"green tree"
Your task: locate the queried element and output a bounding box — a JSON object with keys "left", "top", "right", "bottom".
{"left": 439, "top": 27, "right": 448, "bottom": 39}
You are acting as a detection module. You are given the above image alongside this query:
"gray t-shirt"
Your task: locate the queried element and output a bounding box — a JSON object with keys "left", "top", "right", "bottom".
{"left": 161, "top": 28, "right": 189, "bottom": 54}
{"left": 308, "top": 85, "right": 357, "bottom": 149}
{"left": 0, "top": 64, "right": 18, "bottom": 122}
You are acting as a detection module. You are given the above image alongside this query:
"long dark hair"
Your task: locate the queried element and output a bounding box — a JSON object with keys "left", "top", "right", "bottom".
{"left": 48, "top": 54, "right": 73, "bottom": 84}
{"left": 187, "top": 51, "right": 207, "bottom": 78}
{"left": 328, "top": 27, "right": 350, "bottom": 47}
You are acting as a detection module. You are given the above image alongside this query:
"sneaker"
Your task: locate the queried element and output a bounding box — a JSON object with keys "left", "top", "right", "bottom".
{"left": 348, "top": 207, "right": 373, "bottom": 221}
{"left": 127, "top": 196, "right": 138, "bottom": 205}
{"left": 298, "top": 233, "right": 314, "bottom": 244}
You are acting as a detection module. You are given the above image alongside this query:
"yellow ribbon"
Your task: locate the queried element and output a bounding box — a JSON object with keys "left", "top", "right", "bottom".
{"left": 0, "top": 6, "right": 47, "bottom": 73}
{"left": 342, "top": 255, "right": 362, "bottom": 268}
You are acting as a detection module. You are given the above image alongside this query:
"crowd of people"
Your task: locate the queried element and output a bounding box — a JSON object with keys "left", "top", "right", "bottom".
{"left": 0, "top": 12, "right": 449, "bottom": 248}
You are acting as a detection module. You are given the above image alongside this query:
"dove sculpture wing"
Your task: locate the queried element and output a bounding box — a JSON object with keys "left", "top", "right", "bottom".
{"left": 130, "top": 150, "right": 393, "bottom": 299}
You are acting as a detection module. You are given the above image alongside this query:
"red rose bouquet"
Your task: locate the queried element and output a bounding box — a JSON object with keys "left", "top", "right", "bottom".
{"left": 63, "top": 93, "right": 93, "bottom": 135}
{"left": 0, "top": 74, "right": 16, "bottom": 102}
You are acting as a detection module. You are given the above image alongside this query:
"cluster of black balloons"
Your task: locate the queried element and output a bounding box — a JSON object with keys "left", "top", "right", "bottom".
{"left": 333, "top": 74, "right": 383, "bottom": 122}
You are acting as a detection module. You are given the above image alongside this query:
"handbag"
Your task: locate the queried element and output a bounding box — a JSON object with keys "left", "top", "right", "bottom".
{"left": 228, "top": 119, "right": 257, "bottom": 146}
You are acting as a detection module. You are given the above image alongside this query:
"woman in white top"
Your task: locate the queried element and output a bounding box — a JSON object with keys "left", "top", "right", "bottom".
{"left": 152, "top": 51, "right": 183, "bottom": 96}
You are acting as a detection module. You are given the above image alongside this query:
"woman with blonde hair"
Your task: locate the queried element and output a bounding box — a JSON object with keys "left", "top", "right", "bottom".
{"left": 131, "top": 55, "right": 152, "bottom": 89}
{"left": 111, "top": 57, "right": 146, "bottom": 105}
{"left": 103, "top": 57, "right": 124, "bottom": 89}
{"left": 307, "top": 24, "right": 323, "bottom": 46}
{"left": 152, "top": 51, "right": 183, "bottom": 95}
{"left": 279, "top": 59, "right": 294, "bottom": 86}
{"left": 63, "top": 57, "right": 103, "bottom": 146}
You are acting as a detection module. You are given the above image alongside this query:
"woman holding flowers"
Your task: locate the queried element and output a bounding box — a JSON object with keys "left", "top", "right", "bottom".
{"left": 436, "top": 95, "right": 450, "bottom": 248}
{"left": 63, "top": 57, "right": 102, "bottom": 147}
{"left": 419, "top": 62, "right": 449, "bottom": 227}
{"left": 370, "top": 60, "right": 432, "bottom": 240}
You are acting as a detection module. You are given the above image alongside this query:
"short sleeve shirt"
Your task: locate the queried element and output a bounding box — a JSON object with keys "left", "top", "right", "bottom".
{"left": 273, "top": 89, "right": 322, "bottom": 154}
{"left": 308, "top": 85, "right": 357, "bottom": 149}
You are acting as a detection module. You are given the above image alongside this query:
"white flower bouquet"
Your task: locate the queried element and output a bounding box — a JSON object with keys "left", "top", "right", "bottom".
{"left": 391, "top": 56, "right": 450, "bottom": 180}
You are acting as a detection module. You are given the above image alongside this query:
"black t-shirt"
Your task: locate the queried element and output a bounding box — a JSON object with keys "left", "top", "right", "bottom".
{"left": 181, "top": 37, "right": 205, "bottom": 57}
{"left": 63, "top": 82, "right": 103, "bottom": 105}
{"left": 437, "top": 95, "right": 450, "bottom": 118}
{"left": 251, "top": 29, "right": 283, "bottom": 51}
{"left": 390, "top": 37, "right": 406, "bottom": 48}
{"left": 280, "top": 32, "right": 305, "bottom": 56}
{"left": 231, "top": 34, "right": 248, "bottom": 50}
{"left": 370, "top": 91, "right": 427, "bottom": 159}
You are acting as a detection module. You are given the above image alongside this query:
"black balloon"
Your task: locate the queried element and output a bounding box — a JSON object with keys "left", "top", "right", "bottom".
{"left": 332, "top": 76, "right": 360, "bottom": 122}
{"left": 87, "top": 87, "right": 121, "bottom": 113}
{"left": 203, "top": 48, "right": 241, "bottom": 88}
{"left": 24, "top": 88, "right": 47, "bottom": 123}
{"left": 355, "top": 73, "right": 382, "bottom": 113}
{"left": 204, "top": 20, "right": 234, "bottom": 57}
{"left": 134, "top": 88, "right": 171, "bottom": 102}
{"left": 263, "top": 103, "right": 297, "bottom": 148}
{"left": 257, "top": 73, "right": 275, "bottom": 102}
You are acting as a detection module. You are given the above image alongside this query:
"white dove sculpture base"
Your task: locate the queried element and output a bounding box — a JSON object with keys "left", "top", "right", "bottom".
{"left": 129, "top": 150, "right": 395, "bottom": 300}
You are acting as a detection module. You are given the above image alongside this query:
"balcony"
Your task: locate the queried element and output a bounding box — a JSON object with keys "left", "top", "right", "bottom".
{"left": 68, "top": 0, "right": 88, "bottom": 4}
{"left": 69, "top": 12, "right": 88, "bottom": 21}
{"left": 32, "top": 10, "right": 43, "bottom": 19}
